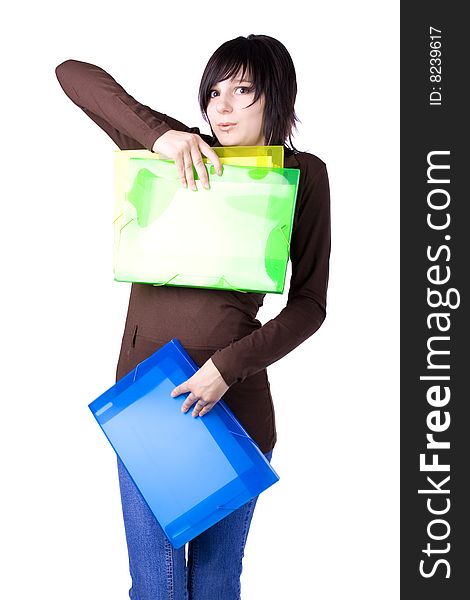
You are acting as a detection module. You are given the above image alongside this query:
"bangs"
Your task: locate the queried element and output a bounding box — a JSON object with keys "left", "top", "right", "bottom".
{"left": 199, "top": 45, "right": 265, "bottom": 111}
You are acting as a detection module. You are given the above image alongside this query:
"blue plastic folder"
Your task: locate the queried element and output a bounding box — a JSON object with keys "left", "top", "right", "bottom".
{"left": 88, "top": 339, "right": 279, "bottom": 549}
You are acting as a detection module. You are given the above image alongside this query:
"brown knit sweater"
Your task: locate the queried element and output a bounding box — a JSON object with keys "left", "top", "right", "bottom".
{"left": 55, "top": 59, "right": 331, "bottom": 453}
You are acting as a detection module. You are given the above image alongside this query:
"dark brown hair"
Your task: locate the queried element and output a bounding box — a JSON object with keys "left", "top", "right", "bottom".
{"left": 198, "top": 34, "right": 301, "bottom": 153}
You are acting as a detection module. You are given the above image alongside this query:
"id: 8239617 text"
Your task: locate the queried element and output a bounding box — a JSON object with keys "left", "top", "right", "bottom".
{"left": 429, "top": 26, "right": 442, "bottom": 107}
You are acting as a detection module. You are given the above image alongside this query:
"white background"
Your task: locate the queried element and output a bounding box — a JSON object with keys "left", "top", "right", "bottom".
{"left": 1, "top": 1, "right": 399, "bottom": 598}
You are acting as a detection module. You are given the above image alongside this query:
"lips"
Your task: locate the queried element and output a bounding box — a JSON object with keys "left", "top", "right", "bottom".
{"left": 218, "top": 122, "right": 237, "bottom": 127}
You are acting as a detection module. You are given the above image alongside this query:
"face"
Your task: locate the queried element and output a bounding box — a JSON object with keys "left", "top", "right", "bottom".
{"left": 206, "top": 68, "right": 266, "bottom": 146}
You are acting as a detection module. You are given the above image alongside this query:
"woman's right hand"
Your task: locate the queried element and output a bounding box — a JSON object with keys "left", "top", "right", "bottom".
{"left": 152, "top": 130, "right": 222, "bottom": 190}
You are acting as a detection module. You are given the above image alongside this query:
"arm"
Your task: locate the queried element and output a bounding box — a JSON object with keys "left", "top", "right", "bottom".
{"left": 210, "top": 161, "right": 331, "bottom": 386}
{"left": 55, "top": 59, "right": 212, "bottom": 151}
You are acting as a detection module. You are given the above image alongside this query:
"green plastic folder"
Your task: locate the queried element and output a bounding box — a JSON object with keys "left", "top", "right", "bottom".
{"left": 113, "top": 149, "right": 300, "bottom": 293}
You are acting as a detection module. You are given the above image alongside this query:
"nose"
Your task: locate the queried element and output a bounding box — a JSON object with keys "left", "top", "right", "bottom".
{"left": 215, "top": 93, "right": 233, "bottom": 114}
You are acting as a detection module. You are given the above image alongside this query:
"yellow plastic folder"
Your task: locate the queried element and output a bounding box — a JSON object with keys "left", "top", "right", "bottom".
{"left": 113, "top": 147, "right": 300, "bottom": 293}
{"left": 123, "top": 145, "right": 285, "bottom": 169}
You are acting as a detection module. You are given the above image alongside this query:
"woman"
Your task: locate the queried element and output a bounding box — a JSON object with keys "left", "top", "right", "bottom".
{"left": 56, "top": 33, "right": 331, "bottom": 600}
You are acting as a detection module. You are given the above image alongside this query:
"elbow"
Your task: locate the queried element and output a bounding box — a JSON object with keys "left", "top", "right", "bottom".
{"left": 55, "top": 59, "right": 73, "bottom": 78}
{"left": 55, "top": 60, "right": 71, "bottom": 90}
{"left": 55, "top": 60, "right": 83, "bottom": 103}
{"left": 288, "top": 294, "right": 327, "bottom": 337}
{"left": 307, "top": 305, "right": 327, "bottom": 338}
{"left": 55, "top": 59, "right": 82, "bottom": 86}
{"left": 298, "top": 306, "right": 326, "bottom": 341}
{"left": 312, "top": 307, "right": 327, "bottom": 335}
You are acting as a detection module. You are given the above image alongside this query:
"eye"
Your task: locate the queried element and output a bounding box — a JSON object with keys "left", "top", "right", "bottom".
{"left": 237, "top": 86, "right": 253, "bottom": 94}
{"left": 208, "top": 86, "right": 254, "bottom": 99}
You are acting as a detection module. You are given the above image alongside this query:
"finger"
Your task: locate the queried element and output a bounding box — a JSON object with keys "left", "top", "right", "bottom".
{"left": 174, "top": 156, "right": 187, "bottom": 189}
{"left": 200, "top": 142, "right": 223, "bottom": 176}
{"left": 197, "top": 405, "right": 210, "bottom": 417}
{"left": 171, "top": 381, "right": 189, "bottom": 397}
{"left": 181, "top": 392, "right": 198, "bottom": 411}
{"left": 183, "top": 149, "right": 197, "bottom": 191}
{"left": 192, "top": 399, "right": 209, "bottom": 417}
{"left": 190, "top": 146, "right": 210, "bottom": 189}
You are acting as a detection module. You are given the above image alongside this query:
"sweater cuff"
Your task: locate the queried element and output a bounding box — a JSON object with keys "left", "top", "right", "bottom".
{"left": 210, "top": 348, "right": 240, "bottom": 387}
{"left": 142, "top": 122, "right": 173, "bottom": 152}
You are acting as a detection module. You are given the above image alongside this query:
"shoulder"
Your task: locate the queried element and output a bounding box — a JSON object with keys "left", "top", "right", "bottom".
{"left": 286, "top": 151, "right": 329, "bottom": 212}
{"left": 287, "top": 150, "right": 327, "bottom": 180}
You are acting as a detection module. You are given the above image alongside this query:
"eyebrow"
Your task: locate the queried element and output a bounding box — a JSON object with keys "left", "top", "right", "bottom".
{"left": 213, "top": 79, "right": 253, "bottom": 87}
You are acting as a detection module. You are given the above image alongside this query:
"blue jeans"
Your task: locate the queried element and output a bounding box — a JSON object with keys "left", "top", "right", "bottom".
{"left": 117, "top": 449, "right": 273, "bottom": 600}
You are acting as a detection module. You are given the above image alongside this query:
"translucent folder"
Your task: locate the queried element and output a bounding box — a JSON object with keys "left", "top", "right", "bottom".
{"left": 88, "top": 338, "right": 279, "bottom": 549}
{"left": 117, "top": 145, "right": 285, "bottom": 169}
{"left": 113, "top": 149, "right": 300, "bottom": 293}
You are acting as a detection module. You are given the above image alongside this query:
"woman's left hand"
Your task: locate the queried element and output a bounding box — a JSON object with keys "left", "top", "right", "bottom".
{"left": 170, "top": 358, "right": 229, "bottom": 417}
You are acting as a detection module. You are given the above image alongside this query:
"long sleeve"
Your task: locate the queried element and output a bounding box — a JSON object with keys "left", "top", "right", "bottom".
{"left": 210, "top": 160, "right": 331, "bottom": 387}
{"left": 55, "top": 59, "right": 212, "bottom": 151}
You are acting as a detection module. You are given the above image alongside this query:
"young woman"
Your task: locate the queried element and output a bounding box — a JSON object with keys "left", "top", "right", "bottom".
{"left": 56, "top": 33, "right": 331, "bottom": 600}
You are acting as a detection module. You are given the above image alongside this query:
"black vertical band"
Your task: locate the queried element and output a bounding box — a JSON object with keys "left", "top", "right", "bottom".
{"left": 401, "top": 3, "right": 469, "bottom": 597}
